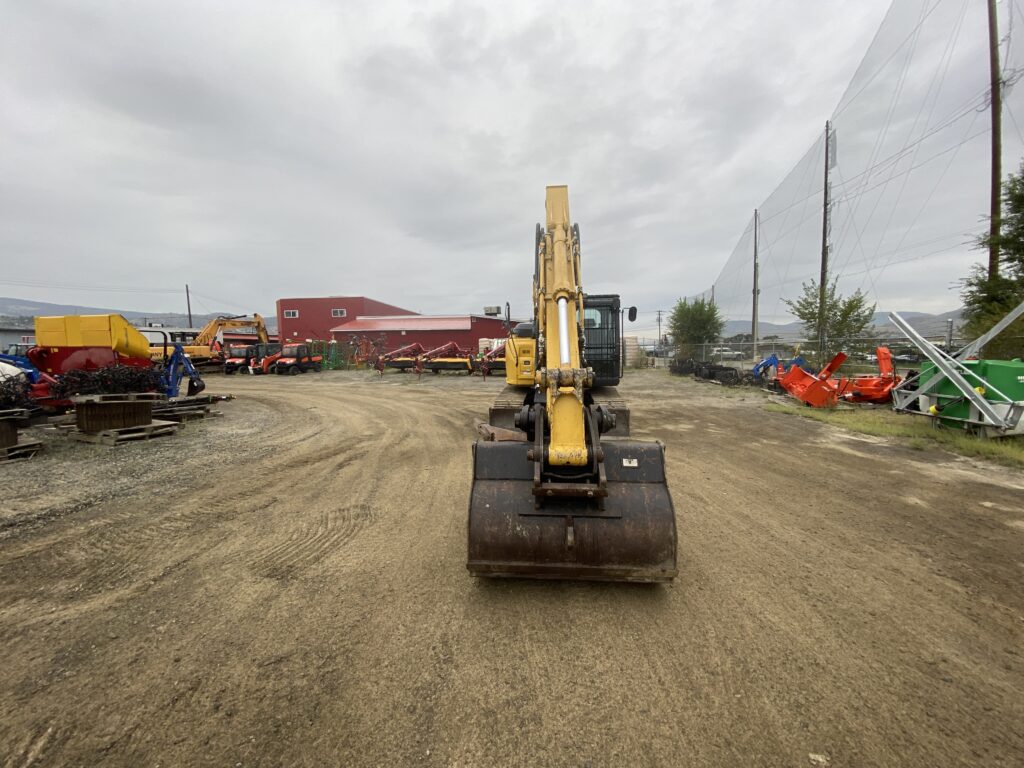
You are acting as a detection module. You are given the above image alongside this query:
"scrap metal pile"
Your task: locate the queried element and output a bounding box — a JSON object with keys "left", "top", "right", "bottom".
{"left": 671, "top": 347, "right": 903, "bottom": 408}
{"left": 51, "top": 366, "right": 162, "bottom": 400}
{"left": 0, "top": 375, "right": 33, "bottom": 410}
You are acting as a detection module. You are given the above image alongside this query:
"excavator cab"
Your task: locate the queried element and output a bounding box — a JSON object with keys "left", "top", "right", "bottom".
{"left": 468, "top": 187, "right": 677, "bottom": 583}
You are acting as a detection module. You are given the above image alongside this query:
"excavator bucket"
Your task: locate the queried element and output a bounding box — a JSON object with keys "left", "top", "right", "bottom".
{"left": 468, "top": 440, "right": 678, "bottom": 582}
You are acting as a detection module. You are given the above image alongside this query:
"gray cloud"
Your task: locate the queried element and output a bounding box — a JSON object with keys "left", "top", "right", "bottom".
{"left": 6, "top": 0, "right": 1001, "bottom": 336}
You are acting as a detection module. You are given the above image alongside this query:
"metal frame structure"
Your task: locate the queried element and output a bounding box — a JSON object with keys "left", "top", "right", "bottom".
{"left": 889, "top": 302, "right": 1024, "bottom": 435}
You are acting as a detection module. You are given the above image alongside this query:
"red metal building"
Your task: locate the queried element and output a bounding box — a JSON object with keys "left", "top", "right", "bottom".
{"left": 276, "top": 296, "right": 416, "bottom": 341}
{"left": 331, "top": 315, "right": 510, "bottom": 353}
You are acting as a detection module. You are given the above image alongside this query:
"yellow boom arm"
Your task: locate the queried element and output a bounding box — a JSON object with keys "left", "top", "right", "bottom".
{"left": 536, "top": 186, "right": 591, "bottom": 466}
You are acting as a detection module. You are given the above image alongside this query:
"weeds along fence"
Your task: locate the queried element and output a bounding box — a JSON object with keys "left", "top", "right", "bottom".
{"left": 307, "top": 340, "right": 355, "bottom": 370}
{"left": 687, "top": 0, "right": 1024, "bottom": 335}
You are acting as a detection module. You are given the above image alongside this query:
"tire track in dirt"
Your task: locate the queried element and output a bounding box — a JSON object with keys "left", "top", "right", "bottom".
{"left": 2, "top": 371, "right": 1021, "bottom": 767}
{"left": 249, "top": 504, "right": 378, "bottom": 580}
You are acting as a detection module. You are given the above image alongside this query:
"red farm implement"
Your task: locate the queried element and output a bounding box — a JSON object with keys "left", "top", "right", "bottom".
{"left": 423, "top": 342, "right": 475, "bottom": 374}
{"left": 382, "top": 343, "right": 425, "bottom": 371}
{"left": 479, "top": 341, "right": 506, "bottom": 380}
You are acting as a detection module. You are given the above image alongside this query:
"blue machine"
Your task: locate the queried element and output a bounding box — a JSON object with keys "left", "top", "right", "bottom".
{"left": 1, "top": 344, "right": 203, "bottom": 401}
{"left": 752, "top": 354, "right": 779, "bottom": 379}
{"left": 0, "top": 353, "right": 42, "bottom": 384}
{"left": 160, "top": 344, "right": 205, "bottom": 398}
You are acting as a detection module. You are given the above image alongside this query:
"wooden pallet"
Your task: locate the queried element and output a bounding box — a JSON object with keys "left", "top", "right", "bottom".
{"left": 153, "top": 406, "right": 223, "bottom": 422}
{"left": 71, "top": 419, "right": 178, "bottom": 446}
{"left": 70, "top": 392, "right": 166, "bottom": 405}
{"left": 0, "top": 440, "right": 42, "bottom": 462}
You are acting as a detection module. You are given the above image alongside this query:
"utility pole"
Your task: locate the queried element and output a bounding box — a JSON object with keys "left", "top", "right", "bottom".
{"left": 185, "top": 284, "right": 193, "bottom": 329}
{"left": 656, "top": 310, "right": 663, "bottom": 350}
{"left": 752, "top": 208, "right": 760, "bottom": 360}
{"left": 988, "top": 0, "right": 1003, "bottom": 279}
{"left": 818, "top": 120, "right": 832, "bottom": 361}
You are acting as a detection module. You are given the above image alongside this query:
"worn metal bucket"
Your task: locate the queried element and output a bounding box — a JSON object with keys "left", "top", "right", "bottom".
{"left": 468, "top": 440, "right": 677, "bottom": 582}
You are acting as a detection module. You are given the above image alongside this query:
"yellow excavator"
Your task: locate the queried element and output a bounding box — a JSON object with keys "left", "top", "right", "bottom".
{"left": 147, "top": 314, "right": 269, "bottom": 366}
{"left": 467, "top": 186, "right": 677, "bottom": 582}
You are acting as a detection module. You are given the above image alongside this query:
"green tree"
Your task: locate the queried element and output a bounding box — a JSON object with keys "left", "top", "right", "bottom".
{"left": 783, "top": 279, "right": 875, "bottom": 358}
{"left": 962, "top": 159, "right": 1024, "bottom": 359}
{"left": 669, "top": 297, "right": 724, "bottom": 357}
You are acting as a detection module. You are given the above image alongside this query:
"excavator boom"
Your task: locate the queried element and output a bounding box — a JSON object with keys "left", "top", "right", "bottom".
{"left": 467, "top": 186, "right": 678, "bottom": 582}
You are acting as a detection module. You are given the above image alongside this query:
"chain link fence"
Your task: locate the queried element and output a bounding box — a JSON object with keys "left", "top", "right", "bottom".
{"left": 686, "top": 0, "right": 1024, "bottom": 334}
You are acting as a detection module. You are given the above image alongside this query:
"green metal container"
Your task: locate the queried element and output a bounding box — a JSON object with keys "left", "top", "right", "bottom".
{"left": 917, "top": 358, "right": 1024, "bottom": 432}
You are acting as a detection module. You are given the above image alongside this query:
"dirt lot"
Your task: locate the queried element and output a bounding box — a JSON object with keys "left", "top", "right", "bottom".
{"left": 1, "top": 369, "right": 1022, "bottom": 767}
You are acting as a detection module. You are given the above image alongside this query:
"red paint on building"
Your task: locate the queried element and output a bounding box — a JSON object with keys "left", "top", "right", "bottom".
{"left": 331, "top": 315, "right": 510, "bottom": 353}
{"left": 276, "top": 296, "right": 416, "bottom": 341}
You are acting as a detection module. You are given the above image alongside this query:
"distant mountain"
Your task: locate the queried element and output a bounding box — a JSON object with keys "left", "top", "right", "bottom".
{"left": 723, "top": 308, "right": 964, "bottom": 340}
{"left": 0, "top": 296, "right": 277, "bottom": 333}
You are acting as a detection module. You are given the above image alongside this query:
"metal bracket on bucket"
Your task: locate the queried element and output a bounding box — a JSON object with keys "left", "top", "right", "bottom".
{"left": 525, "top": 403, "right": 613, "bottom": 515}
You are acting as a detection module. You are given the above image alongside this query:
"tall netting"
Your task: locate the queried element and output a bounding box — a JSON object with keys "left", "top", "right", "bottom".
{"left": 693, "top": 0, "right": 1024, "bottom": 327}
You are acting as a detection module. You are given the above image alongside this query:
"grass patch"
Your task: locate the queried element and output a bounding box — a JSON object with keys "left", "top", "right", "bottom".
{"left": 763, "top": 402, "right": 1024, "bottom": 469}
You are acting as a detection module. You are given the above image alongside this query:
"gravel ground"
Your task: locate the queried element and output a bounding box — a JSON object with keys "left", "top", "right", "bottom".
{"left": 0, "top": 369, "right": 1021, "bottom": 767}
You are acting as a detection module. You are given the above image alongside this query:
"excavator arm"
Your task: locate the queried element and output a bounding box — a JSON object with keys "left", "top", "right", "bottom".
{"left": 193, "top": 314, "right": 269, "bottom": 346}
{"left": 467, "top": 185, "right": 678, "bottom": 582}
{"left": 535, "top": 186, "right": 591, "bottom": 466}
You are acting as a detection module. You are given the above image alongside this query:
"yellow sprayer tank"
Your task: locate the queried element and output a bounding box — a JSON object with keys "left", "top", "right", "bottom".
{"left": 34, "top": 314, "right": 152, "bottom": 359}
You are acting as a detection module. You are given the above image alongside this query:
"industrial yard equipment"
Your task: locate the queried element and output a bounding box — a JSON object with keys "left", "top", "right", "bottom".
{"left": 778, "top": 352, "right": 847, "bottom": 408}
{"left": 158, "top": 344, "right": 206, "bottom": 397}
{"left": 468, "top": 186, "right": 677, "bottom": 582}
{"left": 32, "top": 314, "right": 154, "bottom": 375}
{"left": 694, "top": 361, "right": 741, "bottom": 385}
{"left": 273, "top": 343, "right": 323, "bottom": 375}
{"left": 751, "top": 354, "right": 779, "bottom": 381}
{"left": 890, "top": 306, "right": 1024, "bottom": 436}
{"left": 147, "top": 313, "right": 269, "bottom": 367}
{"left": 492, "top": 295, "right": 632, "bottom": 434}
{"left": 247, "top": 343, "right": 283, "bottom": 374}
{"left": 17, "top": 317, "right": 204, "bottom": 407}
{"left": 223, "top": 345, "right": 256, "bottom": 374}
{"left": 836, "top": 347, "right": 901, "bottom": 404}
{"left": 479, "top": 341, "right": 506, "bottom": 379}
{"left": 422, "top": 342, "right": 475, "bottom": 374}
{"left": 382, "top": 343, "right": 426, "bottom": 371}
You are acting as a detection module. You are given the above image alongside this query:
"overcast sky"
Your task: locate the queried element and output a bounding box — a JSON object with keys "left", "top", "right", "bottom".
{"left": 4, "top": 0, "right": 1000, "bottom": 334}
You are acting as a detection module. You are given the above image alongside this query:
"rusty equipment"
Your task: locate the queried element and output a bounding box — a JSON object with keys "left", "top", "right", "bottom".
{"left": 468, "top": 186, "right": 677, "bottom": 582}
